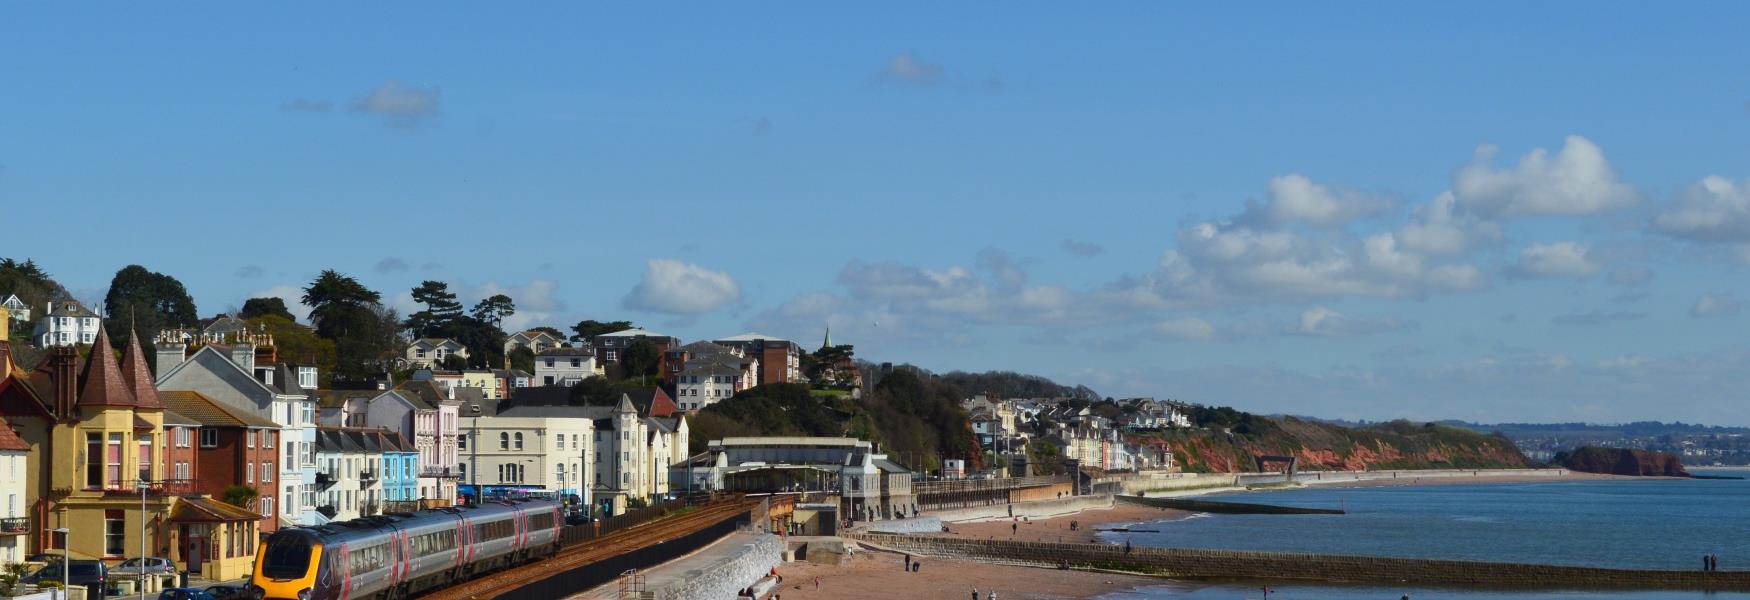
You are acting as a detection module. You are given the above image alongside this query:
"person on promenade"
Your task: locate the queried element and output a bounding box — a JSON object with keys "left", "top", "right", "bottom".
{"left": 1705, "top": 555, "right": 1712, "bottom": 571}
{"left": 1012, "top": 522, "right": 1018, "bottom": 536}
{"left": 1125, "top": 539, "right": 1133, "bottom": 555}
{"left": 972, "top": 589, "right": 979, "bottom": 600}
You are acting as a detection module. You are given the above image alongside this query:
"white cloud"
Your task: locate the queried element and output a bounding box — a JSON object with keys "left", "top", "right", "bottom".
{"left": 1652, "top": 176, "right": 1750, "bottom": 242}
{"left": 1283, "top": 306, "right": 1411, "bottom": 337}
{"left": 354, "top": 80, "right": 441, "bottom": 126}
{"left": 472, "top": 279, "right": 566, "bottom": 332}
{"left": 622, "top": 259, "right": 742, "bottom": 315}
{"left": 1452, "top": 135, "right": 1639, "bottom": 218}
{"left": 1243, "top": 174, "right": 1397, "bottom": 227}
{"left": 1396, "top": 192, "right": 1500, "bottom": 256}
{"left": 1510, "top": 242, "right": 1601, "bottom": 279}
{"left": 1154, "top": 317, "right": 1216, "bottom": 341}
{"left": 1691, "top": 293, "right": 1742, "bottom": 319}
{"left": 880, "top": 51, "right": 944, "bottom": 85}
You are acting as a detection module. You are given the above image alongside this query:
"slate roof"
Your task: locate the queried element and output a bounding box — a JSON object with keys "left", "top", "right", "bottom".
{"left": 678, "top": 363, "right": 741, "bottom": 377}
{"left": 535, "top": 346, "right": 595, "bottom": 357}
{"left": 76, "top": 328, "right": 136, "bottom": 408}
{"left": 120, "top": 330, "right": 163, "bottom": 410}
{"left": 496, "top": 404, "right": 616, "bottom": 420}
{"left": 46, "top": 300, "right": 98, "bottom": 319}
{"left": 161, "top": 391, "right": 279, "bottom": 428}
{"left": 162, "top": 410, "right": 199, "bottom": 427}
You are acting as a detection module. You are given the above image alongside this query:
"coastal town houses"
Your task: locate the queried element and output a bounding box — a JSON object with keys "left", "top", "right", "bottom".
{"left": 710, "top": 333, "right": 802, "bottom": 385}
{"left": 504, "top": 330, "right": 563, "bottom": 356}
{"left": 409, "top": 368, "right": 523, "bottom": 401}
{"left": 0, "top": 413, "right": 28, "bottom": 564}
{"left": 590, "top": 329, "right": 679, "bottom": 372}
{"left": 339, "top": 381, "right": 462, "bottom": 505}
{"left": 533, "top": 346, "right": 598, "bottom": 386}
{"left": 32, "top": 299, "right": 100, "bottom": 347}
{"left": 405, "top": 338, "right": 469, "bottom": 369}
{"left": 1118, "top": 398, "right": 1192, "bottom": 430}
{"left": 1, "top": 294, "right": 29, "bottom": 323}
{"left": 159, "top": 391, "right": 281, "bottom": 531}
{"left": 589, "top": 393, "right": 688, "bottom": 515}
{"left": 154, "top": 336, "right": 323, "bottom": 527}
{"left": 456, "top": 394, "right": 595, "bottom": 507}
{"left": 665, "top": 341, "right": 757, "bottom": 411}
{"left": 314, "top": 427, "right": 414, "bottom": 520}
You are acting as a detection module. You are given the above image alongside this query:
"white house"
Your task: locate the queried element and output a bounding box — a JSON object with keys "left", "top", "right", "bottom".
{"left": 457, "top": 398, "right": 595, "bottom": 508}
{"left": 589, "top": 394, "right": 687, "bottom": 515}
{"left": 0, "top": 295, "right": 29, "bottom": 323}
{"left": 533, "top": 346, "right": 598, "bottom": 386}
{"left": 673, "top": 363, "right": 744, "bottom": 411}
{"left": 405, "top": 338, "right": 469, "bottom": 369}
{"left": 0, "top": 419, "right": 28, "bottom": 564}
{"left": 33, "top": 300, "right": 100, "bottom": 347}
{"left": 504, "top": 330, "right": 564, "bottom": 356}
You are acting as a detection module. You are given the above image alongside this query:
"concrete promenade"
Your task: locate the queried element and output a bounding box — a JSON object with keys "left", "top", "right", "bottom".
{"left": 851, "top": 533, "right": 1750, "bottom": 592}
{"left": 568, "top": 532, "right": 784, "bottom": 600}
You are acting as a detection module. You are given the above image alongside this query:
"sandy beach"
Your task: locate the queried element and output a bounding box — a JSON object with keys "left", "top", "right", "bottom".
{"left": 931, "top": 501, "right": 1188, "bottom": 544}
{"left": 771, "top": 546, "right": 1157, "bottom": 600}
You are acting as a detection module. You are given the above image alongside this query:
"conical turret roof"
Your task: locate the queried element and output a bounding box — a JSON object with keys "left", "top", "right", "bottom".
{"left": 77, "top": 327, "right": 137, "bottom": 408}
{"left": 120, "top": 330, "right": 163, "bottom": 410}
{"left": 615, "top": 393, "right": 637, "bottom": 414}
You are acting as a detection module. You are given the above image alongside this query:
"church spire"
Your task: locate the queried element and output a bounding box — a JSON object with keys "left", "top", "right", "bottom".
{"left": 820, "top": 326, "right": 833, "bottom": 351}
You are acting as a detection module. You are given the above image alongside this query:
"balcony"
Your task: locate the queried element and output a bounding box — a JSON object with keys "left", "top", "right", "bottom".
{"left": 314, "top": 472, "right": 337, "bottom": 492}
{"left": 0, "top": 517, "right": 26, "bottom": 535}
{"left": 420, "top": 467, "right": 458, "bottom": 479}
{"left": 359, "top": 469, "right": 377, "bottom": 483}
{"left": 96, "top": 479, "right": 196, "bottom": 497}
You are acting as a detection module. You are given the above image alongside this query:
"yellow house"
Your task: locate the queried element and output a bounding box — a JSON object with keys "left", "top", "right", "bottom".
{"left": 457, "top": 370, "right": 501, "bottom": 399}
{"left": 165, "top": 497, "right": 260, "bottom": 581}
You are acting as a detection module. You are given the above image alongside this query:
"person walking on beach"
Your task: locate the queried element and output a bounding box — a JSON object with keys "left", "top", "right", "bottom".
{"left": 814, "top": 576, "right": 820, "bottom": 591}
{"left": 1705, "top": 555, "right": 1713, "bottom": 571}
{"left": 1012, "top": 522, "right": 1018, "bottom": 536}
{"left": 972, "top": 589, "right": 979, "bottom": 600}
{"left": 904, "top": 553, "right": 912, "bottom": 571}
{"left": 1125, "top": 539, "right": 1133, "bottom": 555}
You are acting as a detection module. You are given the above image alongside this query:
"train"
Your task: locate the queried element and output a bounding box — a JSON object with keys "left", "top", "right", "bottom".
{"left": 250, "top": 499, "right": 564, "bottom": 600}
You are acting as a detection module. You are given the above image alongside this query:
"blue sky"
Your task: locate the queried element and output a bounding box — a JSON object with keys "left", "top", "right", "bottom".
{"left": 6, "top": 4, "right": 1750, "bottom": 423}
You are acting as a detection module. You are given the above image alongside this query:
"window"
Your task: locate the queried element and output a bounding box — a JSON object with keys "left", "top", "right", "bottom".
{"left": 85, "top": 434, "right": 102, "bottom": 487}
{"left": 416, "top": 350, "right": 427, "bottom": 358}
{"left": 138, "top": 434, "right": 153, "bottom": 482}
{"left": 200, "top": 429, "right": 219, "bottom": 448}
{"left": 262, "top": 462, "right": 273, "bottom": 482}
{"left": 107, "top": 433, "right": 122, "bottom": 488}
{"left": 555, "top": 464, "right": 565, "bottom": 483}
{"left": 543, "top": 358, "right": 554, "bottom": 367}
{"left": 496, "top": 464, "right": 503, "bottom": 482}
{"left": 105, "top": 510, "right": 125, "bottom": 556}
{"left": 246, "top": 463, "right": 254, "bottom": 483}
{"left": 175, "top": 427, "right": 190, "bottom": 448}
{"left": 555, "top": 435, "right": 563, "bottom": 450}
{"left": 261, "top": 496, "right": 273, "bottom": 518}
{"left": 458, "top": 433, "right": 467, "bottom": 451}
{"left": 621, "top": 472, "right": 629, "bottom": 485}
{"left": 303, "top": 403, "right": 314, "bottom": 427}
{"left": 457, "top": 463, "right": 466, "bottom": 480}
{"left": 299, "top": 369, "right": 316, "bottom": 388}
{"left": 266, "top": 431, "right": 275, "bottom": 448}
{"left": 570, "top": 358, "right": 581, "bottom": 368}
{"left": 499, "top": 433, "right": 509, "bottom": 450}
{"left": 513, "top": 433, "right": 523, "bottom": 451}
{"left": 571, "top": 434, "right": 579, "bottom": 449}
{"left": 247, "top": 430, "right": 255, "bottom": 448}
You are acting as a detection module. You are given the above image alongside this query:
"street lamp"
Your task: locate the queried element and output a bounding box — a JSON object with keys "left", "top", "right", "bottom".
{"left": 51, "top": 527, "right": 68, "bottom": 600}
{"left": 136, "top": 478, "right": 149, "bottom": 600}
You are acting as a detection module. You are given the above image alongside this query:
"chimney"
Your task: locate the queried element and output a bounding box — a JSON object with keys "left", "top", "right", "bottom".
{"left": 50, "top": 347, "right": 78, "bottom": 420}
{"left": 229, "top": 343, "right": 256, "bottom": 372}
{"left": 156, "top": 342, "right": 188, "bottom": 372}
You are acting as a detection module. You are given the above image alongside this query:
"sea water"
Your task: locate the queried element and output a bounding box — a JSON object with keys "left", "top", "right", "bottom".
{"left": 1097, "top": 471, "right": 1750, "bottom": 599}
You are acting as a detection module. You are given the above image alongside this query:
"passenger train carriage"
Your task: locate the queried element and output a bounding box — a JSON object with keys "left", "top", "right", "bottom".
{"left": 251, "top": 500, "right": 563, "bottom": 600}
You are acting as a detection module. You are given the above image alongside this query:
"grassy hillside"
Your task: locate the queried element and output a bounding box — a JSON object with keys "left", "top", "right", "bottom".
{"left": 1135, "top": 406, "right": 1530, "bottom": 472}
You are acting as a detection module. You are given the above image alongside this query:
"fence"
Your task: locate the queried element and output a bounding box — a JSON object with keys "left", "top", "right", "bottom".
{"left": 557, "top": 493, "right": 720, "bottom": 546}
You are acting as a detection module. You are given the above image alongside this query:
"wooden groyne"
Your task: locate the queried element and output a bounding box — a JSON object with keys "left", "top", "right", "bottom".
{"left": 851, "top": 533, "right": 1750, "bottom": 591}
{"left": 1119, "top": 495, "right": 1344, "bottom": 515}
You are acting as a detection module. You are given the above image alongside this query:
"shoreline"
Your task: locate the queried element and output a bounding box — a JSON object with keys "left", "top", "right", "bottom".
{"left": 792, "top": 469, "right": 1681, "bottom": 599}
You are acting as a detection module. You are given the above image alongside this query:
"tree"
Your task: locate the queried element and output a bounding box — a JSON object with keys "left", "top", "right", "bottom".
{"left": 240, "top": 297, "right": 296, "bottom": 322}
{"left": 247, "top": 314, "right": 336, "bottom": 384}
{"left": 470, "top": 294, "right": 515, "bottom": 329}
{"left": 403, "top": 281, "right": 463, "bottom": 338}
{"left": 221, "top": 484, "right": 259, "bottom": 509}
{"left": 570, "top": 319, "right": 634, "bottom": 342}
{"left": 508, "top": 346, "right": 535, "bottom": 373}
{"left": 439, "top": 354, "right": 469, "bottom": 371}
{"left": 621, "top": 339, "right": 660, "bottom": 382}
{"left": 302, "top": 271, "right": 399, "bottom": 381}
{"left": 103, "top": 265, "right": 198, "bottom": 365}
{"left": 0, "top": 257, "right": 69, "bottom": 339}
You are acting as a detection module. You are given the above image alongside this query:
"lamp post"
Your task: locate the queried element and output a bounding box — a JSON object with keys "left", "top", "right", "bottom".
{"left": 51, "top": 527, "right": 68, "bottom": 600}
{"left": 137, "top": 478, "right": 148, "bottom": 600}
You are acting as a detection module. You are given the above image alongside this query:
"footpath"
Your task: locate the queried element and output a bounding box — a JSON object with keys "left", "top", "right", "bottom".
{"left": 568, "top": 531, "right": 784, "bottom": 600}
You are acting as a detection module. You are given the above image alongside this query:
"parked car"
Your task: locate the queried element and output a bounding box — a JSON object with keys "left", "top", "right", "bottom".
{"left": 22, "top": 560, "right": 107, "bottom": 598}
{"left": 117, "top": 557, "right": 176, "bottom": 577}
{"left": 159, "top": 588, "right": 218, "bottom": 600}
{"left": 204, "top": 584, "right": 256, "bottom": 600}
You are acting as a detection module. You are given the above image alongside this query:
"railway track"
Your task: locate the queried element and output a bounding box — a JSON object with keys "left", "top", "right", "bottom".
{"left": 420, "top": 500, "right": 758, "bottom": 600}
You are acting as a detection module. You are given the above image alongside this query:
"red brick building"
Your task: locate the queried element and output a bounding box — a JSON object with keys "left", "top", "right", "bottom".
{"left": 161, "top": 410, "right": 201, "bottom": 496}
{"left": 159, "top": 391, "right": 279, "bottom": 532}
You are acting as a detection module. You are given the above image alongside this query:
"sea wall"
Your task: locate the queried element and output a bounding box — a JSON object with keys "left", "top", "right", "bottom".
{"left": 929, "top": 494, "right": 1113, "bottom": 523}
{"left": 850, "top": 534, "right": 1750, "bottom": 591}
{"left": 1118, "top": 495, "right": 1343, "bottom": 515}
{"left": 867, "top": 516, "right": 944, "bottom": 534}
{"left": 650, "top": 533, "right": 784, "bottom": 600}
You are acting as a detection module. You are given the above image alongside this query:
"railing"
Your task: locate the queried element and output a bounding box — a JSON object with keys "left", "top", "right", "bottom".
{"left": 420, "top": 467, "right": 459, "bottom": 478}
{"left": 382, "top": 500, "right": 421, "bottom": 514}
{"left": 912, "top": 474, "right": 1067, "bottom": 496}
{"left": 557, "top": 496, "right": 695, "bottom": 546}
{"left": 97, "top": 479, "right": 198, "bottom": 497}
{"left": 360, "top": 502, "right": 379, "bottom": 516}
{"left": 0, "top": 517, "right": 26, "bottom": 534}
{"left": 359, "top": 469, "right": 377, "bottom": 482}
